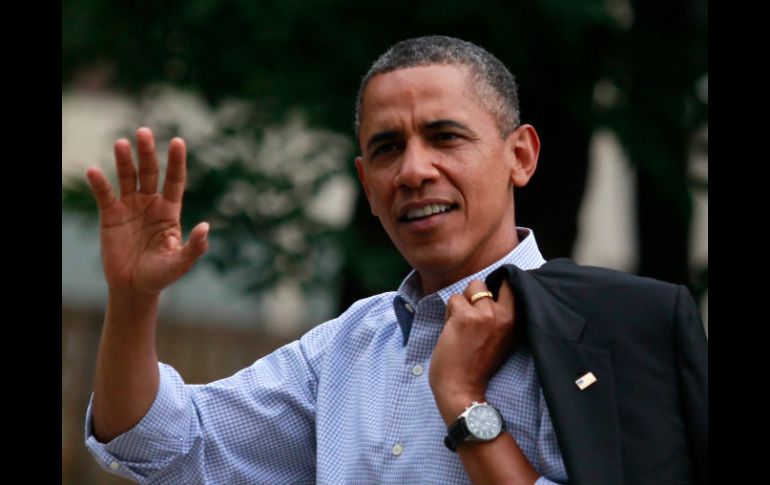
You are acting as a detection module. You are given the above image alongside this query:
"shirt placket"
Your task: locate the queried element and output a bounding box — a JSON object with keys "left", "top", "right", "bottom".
{"left": 382, "top": 296, "right": 446, "bottom": 478}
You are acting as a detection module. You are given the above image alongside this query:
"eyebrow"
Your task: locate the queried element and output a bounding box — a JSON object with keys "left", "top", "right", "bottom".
{"left": 424, "top": 119, "right": 473, "bottom": 133}
{"left": 365, "top": 119, "right": 475, "bottom": 152}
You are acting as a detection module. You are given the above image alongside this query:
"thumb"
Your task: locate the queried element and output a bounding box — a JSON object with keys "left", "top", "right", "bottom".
{"left": 178, "top": 222, "right": 210, "bottom": 271}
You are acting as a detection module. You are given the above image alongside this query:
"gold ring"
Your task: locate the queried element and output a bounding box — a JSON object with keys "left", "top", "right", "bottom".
{"left": 470, "top": 291, "right": 494, "bottom": 304}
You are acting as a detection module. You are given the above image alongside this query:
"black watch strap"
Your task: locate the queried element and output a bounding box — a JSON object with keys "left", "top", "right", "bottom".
{"left": 444, "top": 418, "right": 469, "bottom": 452}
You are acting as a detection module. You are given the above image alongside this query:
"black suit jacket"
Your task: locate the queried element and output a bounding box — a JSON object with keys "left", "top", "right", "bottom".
{"left": 485, "top": 258, "right": 707, "bottom": 485}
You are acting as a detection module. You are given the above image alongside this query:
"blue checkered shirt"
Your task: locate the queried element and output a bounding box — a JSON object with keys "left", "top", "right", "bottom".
{"left": 85, "top": 227, "right": 568, "bottom": 484}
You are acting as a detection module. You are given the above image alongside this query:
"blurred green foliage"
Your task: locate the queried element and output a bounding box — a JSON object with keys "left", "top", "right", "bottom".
{"left": 63, "top": 0, "right": 707, "bottom": 309}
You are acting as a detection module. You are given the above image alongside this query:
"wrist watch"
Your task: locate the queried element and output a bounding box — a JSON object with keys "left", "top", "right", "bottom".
{"left": 444, "top": 401, "right": 506, "bottom": 452}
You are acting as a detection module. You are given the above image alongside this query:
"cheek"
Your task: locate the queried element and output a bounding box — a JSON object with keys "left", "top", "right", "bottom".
{"left": 365, "top": 174, "right": 395, "bottom": 213}
{"left": 451, "top": 166, "right": 511, "bottom": 213}
{"left": 442, "top": 144, "right": 504, "bottom": 178}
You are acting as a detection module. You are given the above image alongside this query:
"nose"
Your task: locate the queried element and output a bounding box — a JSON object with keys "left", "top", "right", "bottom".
{"left": 393, "top": 140, "right": 439, "bottom": 190}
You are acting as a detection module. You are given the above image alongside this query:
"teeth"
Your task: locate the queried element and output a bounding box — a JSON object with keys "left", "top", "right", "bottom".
{"left": 406, "top": 204, "right": 452, "bottom": 221}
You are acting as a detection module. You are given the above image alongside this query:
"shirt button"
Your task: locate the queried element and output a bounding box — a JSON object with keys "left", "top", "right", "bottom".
{"left": 391, "top": 443, "right": 404, "bottom": 456}
{"left": 109, "top": 461, "right": 120, "bottom": 470}
{"left": 411, "top": 364, "right": 424, "bottom": 376}
{"left": 404, "top": 303, "right": 415, "bottom": 313}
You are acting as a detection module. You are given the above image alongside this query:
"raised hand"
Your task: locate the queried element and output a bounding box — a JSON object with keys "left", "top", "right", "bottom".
{"left": 85, "top": 127, "right": 209, "bottom": 296}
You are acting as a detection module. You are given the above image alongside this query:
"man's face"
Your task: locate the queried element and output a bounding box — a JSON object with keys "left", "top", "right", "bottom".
{"left": 355, "top": 64, "right": 537, "bottom": 292}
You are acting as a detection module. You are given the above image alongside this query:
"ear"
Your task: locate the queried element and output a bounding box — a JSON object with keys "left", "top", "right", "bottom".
{"left": 354, "top": 156, "right": 378, "bottom": 216}
{"left": 505, "top": 124, "right": 540, "bottom": 187}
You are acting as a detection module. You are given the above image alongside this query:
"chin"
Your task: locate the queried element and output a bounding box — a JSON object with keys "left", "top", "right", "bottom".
{"left": 405, "top": 248, "right": 462, "bottom": 277}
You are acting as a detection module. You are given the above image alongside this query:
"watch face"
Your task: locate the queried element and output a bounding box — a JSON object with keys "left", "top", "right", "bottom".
{"left": 466, "top": 404, "right": 503, "bottom": 440}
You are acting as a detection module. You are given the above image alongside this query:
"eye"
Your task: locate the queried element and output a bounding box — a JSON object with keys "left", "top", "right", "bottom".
{"left": 434, "top": 132, "right": 460, "bottom": 142}
{"left": 372, "top": 142, "right": 398, "bottom": 157}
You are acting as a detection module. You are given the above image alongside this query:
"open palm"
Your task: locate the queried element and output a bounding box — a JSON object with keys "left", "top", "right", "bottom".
{"left": 86, "top": 127, "right": 209, "bottom": 295}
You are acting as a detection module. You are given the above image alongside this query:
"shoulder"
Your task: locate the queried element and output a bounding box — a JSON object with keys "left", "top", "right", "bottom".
{"left": 531, "top": 258, "right": 680, "bottom": 297}
{"left": 525, "top": 258, "right": 689, "bottom": 322}
{"left": 298, "top": 291, "right": 398, "bottom": 367}
{"left": 531, "top": 259, "right": 699, "bottom": 336}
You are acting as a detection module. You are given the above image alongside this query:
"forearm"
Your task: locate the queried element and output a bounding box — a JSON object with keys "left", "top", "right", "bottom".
{"left": 92, "top": 289, "right": 161, "bottom": 442}
{"left": 457, "top": 433, "right": 540, "bottom": 485}
{"left": 432, "top": 280, "right": 541, "bottom": 484}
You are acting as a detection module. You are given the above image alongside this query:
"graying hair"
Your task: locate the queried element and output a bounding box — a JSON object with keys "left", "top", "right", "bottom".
{"left": 354, "top": 36, "right": 521, "bottom": 140}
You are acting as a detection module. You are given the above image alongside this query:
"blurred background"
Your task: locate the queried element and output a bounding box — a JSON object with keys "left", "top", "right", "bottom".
{"left": 62, "top": 0, "right": 707, "bottom": 482}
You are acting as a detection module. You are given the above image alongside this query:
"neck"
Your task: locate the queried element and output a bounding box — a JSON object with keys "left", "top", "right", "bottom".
{"left": 418, "top": 229, "right": 521, "bottom": 295}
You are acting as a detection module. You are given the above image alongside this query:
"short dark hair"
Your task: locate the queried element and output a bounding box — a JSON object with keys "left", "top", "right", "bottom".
{"left": 354, "top": 35, "right": 521, "bottom": 139}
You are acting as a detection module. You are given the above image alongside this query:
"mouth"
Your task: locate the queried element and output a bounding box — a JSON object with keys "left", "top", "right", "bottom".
{"left": 398, "top": 203, "right": 458, "bottom": 223}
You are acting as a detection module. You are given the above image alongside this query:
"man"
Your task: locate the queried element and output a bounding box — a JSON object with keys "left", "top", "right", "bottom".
{"left": 84, "top": 36, "right": 707, "bottom": 484}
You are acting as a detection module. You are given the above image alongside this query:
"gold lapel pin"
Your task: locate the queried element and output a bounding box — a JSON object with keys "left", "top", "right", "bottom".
{"left": 575, "top": 372, "right": 597, "bottom": 390}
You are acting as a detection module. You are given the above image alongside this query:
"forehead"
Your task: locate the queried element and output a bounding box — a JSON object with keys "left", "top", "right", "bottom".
{"left": 359, "top": 64, "right": 493, "bottom": 139}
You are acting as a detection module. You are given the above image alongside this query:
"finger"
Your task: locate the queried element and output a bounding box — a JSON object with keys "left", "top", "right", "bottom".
{"left": 495, "top": 279, "right": 516, "bottom": 320}
{"left": 496, "top": 279, "right": 515, "bottom": 308}
{"left": 495, "top": 279, "right": 522, "bottom": 349}
{"left": 136, "top": 127, "right": 160, "bottom": 194}
{"left": 463, "top": 279, "right": 494, "bottom": 308}
{"left": 162, "top": 137, "right": 187, "bottom": 203}
{"left": 114, "top": 138, "right": 137, "bottom": 197}
{"left": 446, "top": 293, "right": 471, "bottom": 321}
{"left": 178, "top": 222, "right": 210, "bottom": 272}
{"left": 85, "top": 166, "right": 117, "bottom": 211}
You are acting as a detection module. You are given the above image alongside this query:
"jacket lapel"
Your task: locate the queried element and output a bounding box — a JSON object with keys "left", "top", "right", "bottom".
{"left": 487, "top": 263, "right": 624, "bottom": 485}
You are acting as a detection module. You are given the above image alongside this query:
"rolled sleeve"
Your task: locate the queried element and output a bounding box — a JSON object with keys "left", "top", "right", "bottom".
{"left": 84, "top": 363, "right": 193, "bottom": 482}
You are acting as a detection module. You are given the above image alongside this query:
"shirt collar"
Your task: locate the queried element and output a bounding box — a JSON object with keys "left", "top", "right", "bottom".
{"left": 397, "top": 227, "right": 546, "bottom": 306}
{"left": 392, "top": 227, "right": 546, "bottom": 345}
